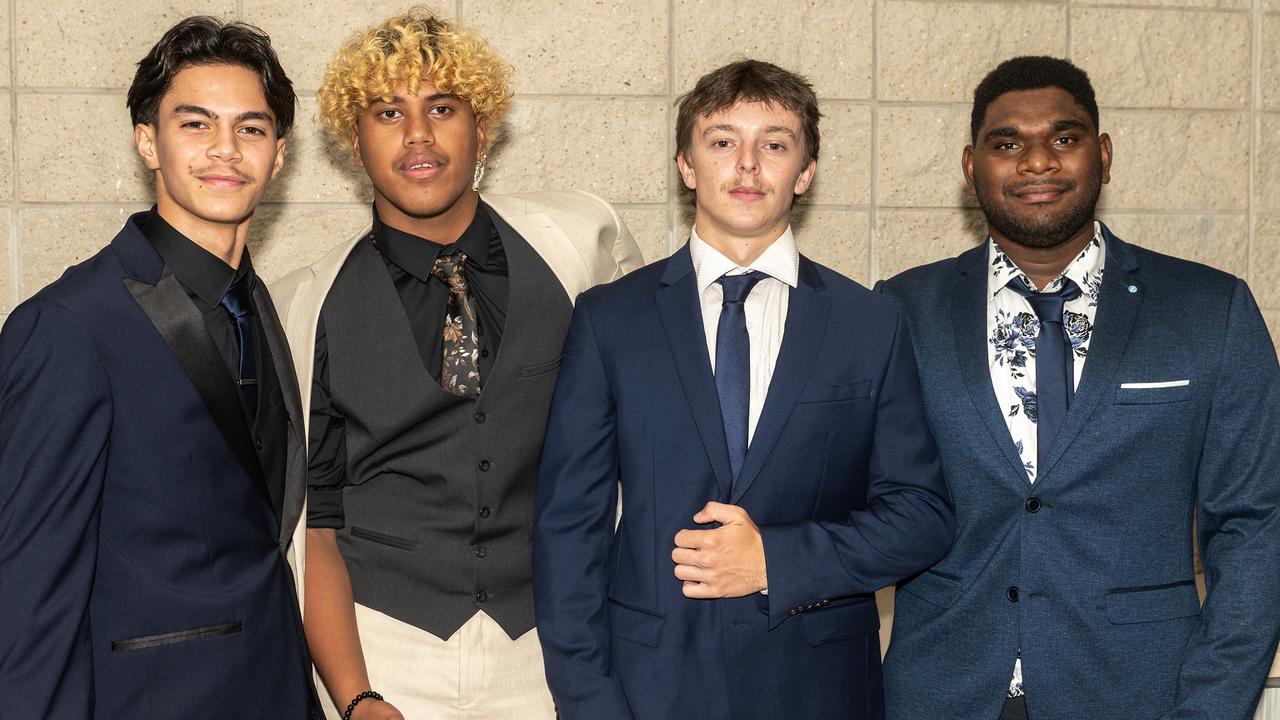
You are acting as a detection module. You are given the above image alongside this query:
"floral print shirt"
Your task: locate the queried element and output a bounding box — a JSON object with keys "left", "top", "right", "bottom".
{"left": 986, "top": 221, "right": 1105, "bottom": 697}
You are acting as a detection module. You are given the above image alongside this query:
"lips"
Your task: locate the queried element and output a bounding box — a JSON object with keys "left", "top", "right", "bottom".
{"left": 399, "top": 154, "right": 446, "bottom": 180}
{"left": 728, "top": 185, "right": 767, "bottom": 201}
{"left": 1009, "top": 180, "right": 1073, "bottom": 203}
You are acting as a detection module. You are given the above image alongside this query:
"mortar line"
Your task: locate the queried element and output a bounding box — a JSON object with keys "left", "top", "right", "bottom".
{"left": 869, "top": 0, "right": 881, "bottom": 282}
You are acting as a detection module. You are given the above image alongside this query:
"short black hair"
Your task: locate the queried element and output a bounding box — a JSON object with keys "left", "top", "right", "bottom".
{"left": 970, "top": 56, "right": 1098, "bottom": 144}
{"left": 127, "top": 16, "right": 296, "bottom": 138}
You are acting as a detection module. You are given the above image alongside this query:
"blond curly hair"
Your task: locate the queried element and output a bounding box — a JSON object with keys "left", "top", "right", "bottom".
{"left": 317, "top": 7, "right": 513, "bottom": 149}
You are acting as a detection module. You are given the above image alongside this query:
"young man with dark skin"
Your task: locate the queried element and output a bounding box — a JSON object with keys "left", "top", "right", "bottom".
{"left": 879, "top": 56, "right": 1280, "bottom": 720}
{"left": 0, "top": 17, "right": 316, "bottom": 719}
{"left": 270, "top": 10, "right": 642, "bottom": 719}
{"left": 533, "top": 59, "right": 954, "bottom": 720}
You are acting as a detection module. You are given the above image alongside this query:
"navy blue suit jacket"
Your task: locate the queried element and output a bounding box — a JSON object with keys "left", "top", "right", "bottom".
{"left": 0, "top": 215, "right": 314, "bottom": 718}
{"left": 878, "top": 226, "right": 1280, "bottom": 720}
{"left": 534, "top": 245, "right": 955, "bottom": 720}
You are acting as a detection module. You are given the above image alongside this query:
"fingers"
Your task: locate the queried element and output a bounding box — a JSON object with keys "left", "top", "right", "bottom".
{"left": 682, "top": 580, "right": 717, "bottom": 599}
{"left": 673, "top": 563, "right": 711, "bottom": 583}
{"left": 674, "top": 528, "right": 717, "bottom": 550}
{"left": 671, "top": 547, "right": 701, "bottom": 566}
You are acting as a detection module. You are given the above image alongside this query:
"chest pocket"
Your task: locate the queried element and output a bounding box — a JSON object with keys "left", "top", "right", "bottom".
{"left": 798, "top": 379, "right": 872, "bottom": 404}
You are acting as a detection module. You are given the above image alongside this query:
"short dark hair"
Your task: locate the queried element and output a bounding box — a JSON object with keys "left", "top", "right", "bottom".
{"left": 127, "top": 16, "right": 296, "bottom": 138}
{"left": 970, "top": 56, "right": 1098, "bottom": 144}
{"left": 675, "top": 59, "right": 822, "bottom": 164}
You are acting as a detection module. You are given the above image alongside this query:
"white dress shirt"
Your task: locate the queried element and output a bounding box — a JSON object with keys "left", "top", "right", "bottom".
{"left": 689, "top": 226, "right": 798, "bottom": 444}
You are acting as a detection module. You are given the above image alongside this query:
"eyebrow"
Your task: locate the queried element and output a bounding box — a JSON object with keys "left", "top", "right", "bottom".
{"left": 171, "top": 105, "right": 274, "bottom": 125}
{"left": 983, "top": 118, "right": 1090, "bottom": 142}
{"left": 373, "top": 93, "right": 461, "bottom": 105}
{"left": 701, "top": 123, "right": 798, "bottom": 139}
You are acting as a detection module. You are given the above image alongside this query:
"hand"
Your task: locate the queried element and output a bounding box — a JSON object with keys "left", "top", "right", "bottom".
{"left": 672, "top": 502, "right": 768, "bottom": 599}
{"left": 351, "top": 699, "right": 405, "bottom": 720}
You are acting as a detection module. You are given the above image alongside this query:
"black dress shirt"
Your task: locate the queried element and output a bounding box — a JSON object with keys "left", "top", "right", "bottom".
{"left": 307, "top": 202, "right": 509, "bottom": 528}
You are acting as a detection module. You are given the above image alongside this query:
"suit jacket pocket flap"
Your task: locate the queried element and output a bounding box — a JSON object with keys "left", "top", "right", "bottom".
{"left": 608, "top": 599, "right": 664, "bottom": 648}
{"left": 801, "top": 597, "right": 878, "bottom": 646}
{"left": 520, "top": 357, "right": 563, "bottom": 378}
{"left": 798, "top": 379, "right": 872, "bottom": 404}
{"left": 898, "top": 569, "right": 962, "bottom": 610}
{"left": 1114, "top": 384, "right": 1191, "bottom": 405}
{"left": 1106, "top": 581, "right": 1200, "bottom": 624}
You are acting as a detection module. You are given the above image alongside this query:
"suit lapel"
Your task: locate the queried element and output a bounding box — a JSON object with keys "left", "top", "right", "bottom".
{"left": 951, "top": 245, "right": 1031, "bottom": 485}
{"left": 125, "top": 270, "right": 268, "bottom": 492}
{"left": 656, "top": 246, "right": 734, "bottom": 500}
{"left": 730, "top": 258, "right": 830, "bottom": 504}
{"left": 254, "top": 280, "right": 307, "bottom": 545}
{"left": 1035, "top": 226, "right": 1142, "bottom": 486}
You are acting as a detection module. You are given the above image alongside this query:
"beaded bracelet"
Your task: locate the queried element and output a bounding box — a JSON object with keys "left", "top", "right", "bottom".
{"left": 341, "top": 690, "right": 384, "bottom": 720}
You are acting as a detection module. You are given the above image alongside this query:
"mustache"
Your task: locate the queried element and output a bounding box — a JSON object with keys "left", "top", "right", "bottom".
{"left": 1005, "top": 178, "right": 1075, "bottom": 195}
{"left": 721, "top": 180, "right": 772, "bottom": 194}
{"left": 192, "top": 166, "right": 253, "bottom": 183}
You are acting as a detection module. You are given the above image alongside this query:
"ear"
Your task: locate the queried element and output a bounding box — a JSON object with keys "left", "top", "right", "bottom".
{"left": 1098, "top": 132, "right": 1112, "bottom": 185}
{"left": 676, "top": 152, "right": 697, "bottom": 191}
{"left": 962, "top": 145, "right": 977, "bottom": 197}
{"left": 792, "top": 157, "right": 817, "bottom": 196}
{"left": 270, "top": 137, "right": 287, "bottom": 180}
{"left": 475, "top": 117, "right": 488, "bottom": 161}
{"left": 351, "top": 126, "right": 364, "bottom": 168}
{"left": 135, "top": 123, "right": 161, "bottom": 171}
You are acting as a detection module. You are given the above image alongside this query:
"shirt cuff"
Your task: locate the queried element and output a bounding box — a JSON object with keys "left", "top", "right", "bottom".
{"left": 306, "top": 486, "right": 345, "bottom": 529}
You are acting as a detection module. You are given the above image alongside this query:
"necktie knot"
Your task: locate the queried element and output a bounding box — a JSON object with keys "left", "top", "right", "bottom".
{"left": 219, "top": 277, "right": 253, "bottom": 319}
{"left": 432, "top": 248, "right": 470, "bottom": 294}
{"left": 1010, "top": 278, "right": 1080, "bottom": 325}
{"left": 717, "top": 270, "right": 768, "bottom": 305}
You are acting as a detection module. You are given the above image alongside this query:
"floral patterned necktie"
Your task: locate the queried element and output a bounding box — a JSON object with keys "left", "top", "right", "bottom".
{"left": 431, "top": 247, "right": 481, "bottom": 397}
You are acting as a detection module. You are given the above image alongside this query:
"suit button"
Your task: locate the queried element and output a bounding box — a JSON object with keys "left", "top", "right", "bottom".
{"left": 788, "top": 608, "right": 799, "bottom": 616}
{"left": 1025, "top": 497, "right": 1041, "bottom": 513}
{"left": 475, "top": 591, "right": 488, "bottom": 603}
{"left": 480, "top": 349, "right": 490, "bottom": 358}
{"left": 475, "top": 546, "right": 487, "bottom": 558}
{"left": 1007, "top": 586, "right": 1020, "bottom": 602}
{"left": 479, "top": 506, "right": 491, "bottom": 519}
{"left": 478, "top": 460, "right": 491, "bottom": 472}
{"left": 255, "top": 437, "right": 264, "bottom": 450}
{"left": 474, "top": 411, "right": 487, "bottom": 424}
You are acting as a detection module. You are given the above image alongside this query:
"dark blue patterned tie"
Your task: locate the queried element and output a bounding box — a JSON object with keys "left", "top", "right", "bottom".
{"left": 715, "top": 271, "right": 767, "bottom": 486}
{"left": 1011, "top": 278, "right": 1081, "bottom": 470}
{"left": 219, "top": 278, "right": 258, "bottom": 419}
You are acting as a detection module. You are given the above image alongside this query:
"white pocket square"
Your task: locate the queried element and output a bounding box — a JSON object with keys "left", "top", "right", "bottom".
{"left": 1119, "top": 380, "right": 1190, "bottom": 389}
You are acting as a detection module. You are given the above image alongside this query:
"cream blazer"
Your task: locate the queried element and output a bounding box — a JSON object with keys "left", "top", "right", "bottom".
{"left": 269, "top": 189, "right": 645, "bottom": 609}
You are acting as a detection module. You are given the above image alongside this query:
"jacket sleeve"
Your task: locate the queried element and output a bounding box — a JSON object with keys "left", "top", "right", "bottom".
{"left": 0, "top": 298, "right": 112, "bottom": 718}
{"left": 758, "top": 306, "right": 956, "bottom": 626}
{"left": 1163, "top": 279, "right": 1280, "bottom": 720}
{"left": 533, "top": 294, "right": 635, "bottom": 720}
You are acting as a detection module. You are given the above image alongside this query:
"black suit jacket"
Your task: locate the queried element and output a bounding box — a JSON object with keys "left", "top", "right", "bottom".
{"left": 0, "top": 213, "right": 315, "bottom": 718}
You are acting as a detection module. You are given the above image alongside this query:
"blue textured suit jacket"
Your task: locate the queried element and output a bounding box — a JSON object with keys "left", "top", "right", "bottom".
{"left": 534, "top": 244, "right": 955, "bottom": 720}
{"left": 0, "top": 215, "right": 314, "bottom": 718}
{"left": 878, "top": 225, "right": 1280, "bottom": 720}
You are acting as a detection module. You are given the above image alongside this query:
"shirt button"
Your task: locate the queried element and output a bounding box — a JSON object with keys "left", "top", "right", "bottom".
{"left": 478, "top": 460, "right": 491, "bottom": 472}
{"left": 474, "top": 411, "right": 487, "bottom": 424}
{"left": 475, "top": 591, "right": 488, "bottom": 603}
{"left": 1007, "top": 586, "right": 1020, "bottom": 602}
{"left": 479, "top": 506, "right": 491, "bottom": 519}
{"left": 1025, "top": 497, "right": 1041, "bottom": 513}
{"left": 475, "top": 545, "right": 488, "bottom": 558}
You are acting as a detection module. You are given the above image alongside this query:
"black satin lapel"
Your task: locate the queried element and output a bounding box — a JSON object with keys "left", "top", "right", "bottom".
{"left": 1035, "top": 263, "right": 1142, "bottom": 486}
{"left": 656, "top": 273, "right": 733, "bottom": 501}
{"left": 950, "top": 262, "right": 1030, "bottom": 485}
{"left": 125, "top": 271, "right": 267, "bottom": 491}
{"left": 252, "top": 280, "right": 306, "bottom": 544}
{"left": 730, "top": 281, "right": 830, "bottom": 505}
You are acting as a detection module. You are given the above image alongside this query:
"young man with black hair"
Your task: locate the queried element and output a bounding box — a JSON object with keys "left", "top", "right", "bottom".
{"left": 879, "top": 55, "right": 1280, "bottom": 720}
{"left": 0, "top": 17, "right": 316, "bottom": 719}
{"left": 533, "top": 59, "right": 954, "bottom": 720}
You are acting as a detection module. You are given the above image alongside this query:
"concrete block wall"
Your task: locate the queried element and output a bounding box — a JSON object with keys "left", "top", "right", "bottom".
{"left": 3, "top": 0, "right": 1278, "bottom": 696}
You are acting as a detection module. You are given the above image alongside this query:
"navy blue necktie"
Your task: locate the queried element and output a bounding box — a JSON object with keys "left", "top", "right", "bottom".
{"left": 219, "top": 278, "right": 258, "bottom": 419}
{"left": 715, "top": 271, "right": 767, "bottom": 486}
{"left": 1011, "top": 279, "right": 1081, "bottom": 470}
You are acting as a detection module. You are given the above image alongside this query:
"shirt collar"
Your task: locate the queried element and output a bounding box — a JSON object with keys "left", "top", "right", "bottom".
{"left": 371, "top": 201, "right": 495, "bottom": 283}
{"left": 988, "top": 220, "right": 1105, "bottom": 300}
{"left": 141, "top": 208, "right": 254, "bottom": 308}
{"left": 689, "top": 225, "right": 800, "bottom": 294}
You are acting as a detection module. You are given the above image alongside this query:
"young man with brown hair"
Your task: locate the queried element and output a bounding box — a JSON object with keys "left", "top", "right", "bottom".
{"left": 533, "top": 59, "right": 954, "bottom": 720}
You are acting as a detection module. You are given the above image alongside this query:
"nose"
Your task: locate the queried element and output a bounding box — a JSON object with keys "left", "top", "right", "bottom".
{"left": 1018, "top": 140, "right": 1059, "bottom": 175}
{"left": 405, "top": 111, "right": 434, "bottom": 146}
{"left": 737, "top": 144, "right": 759, "bottom": 174}
{"left": 207, "top": 124, "right": 242, "bottom": 163}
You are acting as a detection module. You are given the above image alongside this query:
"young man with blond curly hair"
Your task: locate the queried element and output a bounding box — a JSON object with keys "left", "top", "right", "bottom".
{"left": 270, "top": 8, "right": 642, "bottom": 720}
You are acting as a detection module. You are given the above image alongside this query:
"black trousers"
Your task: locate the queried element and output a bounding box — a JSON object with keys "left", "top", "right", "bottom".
{"left": 998, "top": 695, "right": 1029, "bottom": 720}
